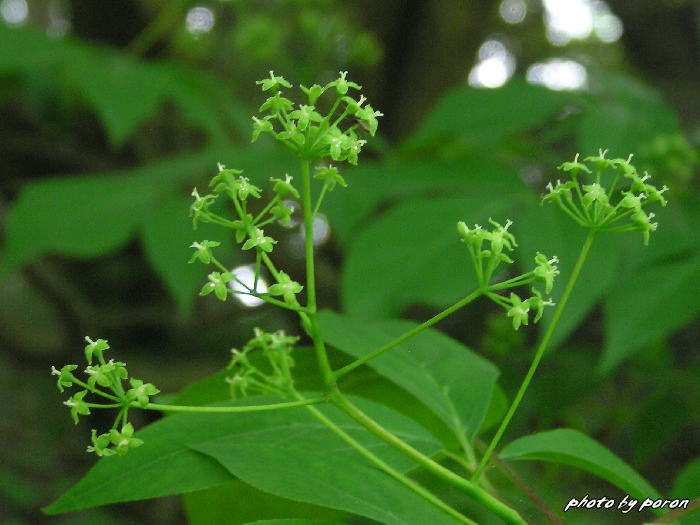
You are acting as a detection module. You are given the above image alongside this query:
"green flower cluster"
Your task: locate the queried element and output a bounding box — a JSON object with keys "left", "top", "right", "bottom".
{"left": 226, "top": 328, "right": 299, "bottom": 399}
{"left": 544, "top": 150, "right": 669, "bottom": 245}
{"left": 457, "top": 219, "right": 558, "bottom": 330}
{"left": 51, "top": 337, "right": 159, "bottom": 456}
{"left": 252, "top": 70, "right": 382, "bottom": 164}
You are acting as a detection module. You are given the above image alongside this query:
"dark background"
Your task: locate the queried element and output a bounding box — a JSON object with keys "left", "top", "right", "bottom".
{"left": 0, "top": 1, "right": 698, "bottom": 524}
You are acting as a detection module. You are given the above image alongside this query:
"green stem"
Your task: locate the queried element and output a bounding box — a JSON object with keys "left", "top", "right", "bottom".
{"left": 473, "top": 229, "right": 596, "bottom": 482}
{"left": 333, "top": 289, "right": 482, "bottom": 380}
{"left": 300, "top": 159, "right": 334, "bottom": 388}
{"left": 70, "top": 378, "right": 121, "bottom": 402}
{"left": 254, "top": 194, "right": 281, "bottom": 225}
{"left": 333, "top": 393, "right": 527, "bottom": 525}
{"left": 312, "top": 184, "right": 328, "bottom": 217}
{"left": 143, "top": 396, "right": 326, "bottom": 414}
{"left": 302, "top": 402, "right": 476, "bottom": 524}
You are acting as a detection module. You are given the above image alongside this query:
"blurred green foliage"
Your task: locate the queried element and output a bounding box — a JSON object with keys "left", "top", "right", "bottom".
{"left": 0, "top": 1, "right": 698, "bottom": 524}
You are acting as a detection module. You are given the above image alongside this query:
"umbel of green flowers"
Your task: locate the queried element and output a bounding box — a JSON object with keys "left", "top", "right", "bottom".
{"left": 252, "top": 70, "right": 383, "bottom": 163}
{"left": 51, "top": 337, "right": 159, "bottom": 456}
{"left": 544, "top": 150, "right": 669, "bottom": 245}
{"left": 457, "top": 218, "right": 558, "bottom": 331}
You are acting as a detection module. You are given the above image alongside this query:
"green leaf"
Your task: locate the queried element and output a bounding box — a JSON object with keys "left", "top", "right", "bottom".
{"left": 577, "top": 73, "right": 679, "bottom": 165}
{"left": 67, "top": 48, "right": 163, "bottom": 147}
{"left": 323, "top": 157, "right": 525, "bottom": 249}
{"left": 184, "top": 480, "right": 348, "bottom": 525}
{"left": 318, "top": 310, "right": 499, "bottom": 445}
{"left": 191, "top": 396, "right": 459, "bottom": 525}
{"left": 671, "top": 458, "right": 700, "bottom": 525}
{"left": 44, "top": 396, "right": 446, "bottom": 521}
{"left": 1, "top": 174, "right": 152, "bottom": 275}
{"left": 243, "top": 521, "right": 343, "bottom": 525}
{"left": 43, "top": 409, "right": 235, "bottom": 514}
{"left": 515, "top": 202, "right": 621, "bottom": 348}
{"left": 600, "top": 253, "right": 700, "bottom": 374}
{"left": 141, "top": 191, "right": 239, "bottom": 315}
{"left": 403, "top": 79, "right": 570, "bottom": 151}
{"left": 500, "top": 428, "right": 661, "bottom": 510}
{"left": 341, "top": 196, "right": 513, "bottom": 318}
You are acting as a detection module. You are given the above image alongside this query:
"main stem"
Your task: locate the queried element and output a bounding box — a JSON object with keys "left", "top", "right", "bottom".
{"left": 333, "top": 393, "right": 527, "bottom": 525}
{"left": 473, "top": 229, "right": 597, "bottom": 482}
{"left": 303, "top": 401, "right": 477, "bottom": 524}
{"left": 301, "top": 158, "right": 334, "bottom": 388}
{"left": 333, "top": 289, "right": 482, "bottom": 380}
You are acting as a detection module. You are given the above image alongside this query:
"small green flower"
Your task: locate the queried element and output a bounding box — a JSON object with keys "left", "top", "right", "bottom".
{"left": 342, "top": 94, "right": 366, "bottom": 113}
{"left": 251, "top": 115, "right": 275, "bottom": 142}
{"left": 200, "top": 271, "right": 234, "bottom": 301}
{"left": 533, "top": 253, "right": 560, "bottom": 294}
{"left": 256, "top": 70, "right": 292, "bottom": 92}
{"left": 276, "top": 121, "right": 305, "bottom": 145}
{"left": 355, "top": 103, "right": 383, "bottom": 136}
{"left": 619, "top": 191, "right": 646, "bottom": 211}
{"left": 327, "top": 71, "right": 361, "bottom": 96}
{"left": 270, "top": 202, "right": 295, "bottom": 227}
{"left": 300, "top": 83, "right": 326, "bottom": 104}
{"left": 190, "top": 188, "right": 217, "bottom": 228}
{"left": 259, "top": 92, "right": 294, "bottom": 115}
{"left": 313, "top": 165, "right": 346, "bottom": 191}
{"left": 584, "top": 149, "right": 616, "bottom": 172}
{"left": 64, "top": 390, "right": 91, "bottom": 424}
{"left": 526, "top": 288, "right": 554, "bottom": 323}
{"left": 268, "top": 271, "right": 303, "bottom": 304}
{"left": 84, "top": 336, "right": 109, "bottom": 365}
{"left": 289, "top": 105, "right": 322, "bottom": 131}
{"left": 581, "top": 183, "right": 609, "bottom": 209}
{"left": 324, "top": 127, "right": 350, "bottom": 161}
{"left": 345, "top": 136, "right": 367, "bottom": 165}
{"left": 51, "top": 364, "right": 78, "bottom": 393}
{"left": 631, "top": 209, "right": 658, "bottom": 245}
{"left": 189, "top": 240, "right": 221, "bottom": 264}
{"left": 87, "top": 429, "right": 115, "bottom": 457}
{"left": 84, "top": 359, "right": 127, "bottom": 390}
{"left": 109, "top": 423, "right": 144, "bottom": 456}
{"left": 487, "top": 218, "right": 516, "bottom": 254}
{"left": 557, "top": 153, "right": 591, "bottom": 177}
{"left": 236, "top": 177, "right": 262, "bottom": 201}
{"left": 542, "top": 180, "right": 577, "bottom": 205}
{"left": 270, "top": 174, "right": 300, "bottom": 198}
{"left": 506, "top": 293, "right": 530, "bottom": 331}
{"left": 242, "top": 228, "right": 277, "bottom": 253}
{"left": 126, "top": 378, "right": 160, "bottom": 408}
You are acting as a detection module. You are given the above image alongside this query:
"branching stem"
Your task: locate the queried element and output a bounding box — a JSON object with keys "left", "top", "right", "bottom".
{"left": 473, "top": 229, "right": 596, "bottom": 482}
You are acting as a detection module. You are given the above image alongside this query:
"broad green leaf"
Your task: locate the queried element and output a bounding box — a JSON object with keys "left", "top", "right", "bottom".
{"left": 43, "top": 408, "right": 236, "bottom": 514}
{"left": 184, "top": 480, "right": 348, "bottom": 525}
{"left": 403, "top": 79, "right": 570, "bottom": 151}
{"left": 600, "top": 253, "right": 700, "bottom": 374}
{"left": 672, "top": 458, "right": 700, "bottom": 498}
{"left": 244, "top": 521, "right": 343, "bottom": 525}
{"left": 141, "top": 191, "right": 240, "bottom": 315}
{"left": 67, "top": 49, "right": 163, "bottom": 147}
{"left": 323, "top": 157, "right": 525, "bottom": 249}
{"left": 44, "top": 396, "right": 445, "bottom": 520}
{"left": 1, "top": 174, "right": 152, "bottom": 275}
{"left": 671, "top": 458, "right": 700, "bottom": 525}
{"left": 192, "top": 397, "right": 459, "bottom": 525}
{"left": 341, "top": 196, "right": 513, "bottom": 318}
{"left": 515, "top": 202, "right": 621, "bottom": 349}
{"left": 501, "top": 428, "right": 661, "bottom": 510}
{"left": 577, "top": 73, "right": 680, "bottom": 168}
{"left": 318, "top": 310, "right": 499, "bottom": 445}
